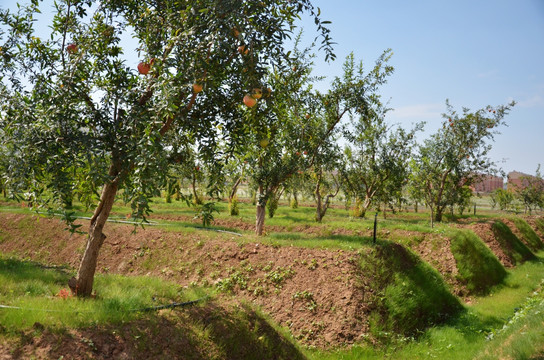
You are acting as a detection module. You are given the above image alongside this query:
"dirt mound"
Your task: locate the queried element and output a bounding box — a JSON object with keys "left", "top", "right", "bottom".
{"left": 525, "top": 216, "right": 544, "bottom": 240}
{"left": 462, "top": 222, "right": 515, "bottom": 268}
{"left": 412, "top": 234, "right": 465, "bottom": 295}
{"left": 0, "top": 213, "right": 368, "bottom": 348}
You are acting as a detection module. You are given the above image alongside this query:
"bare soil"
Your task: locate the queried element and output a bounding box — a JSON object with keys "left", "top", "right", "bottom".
{"left": 0, "top": 213, "right": 368, "bottom": 349}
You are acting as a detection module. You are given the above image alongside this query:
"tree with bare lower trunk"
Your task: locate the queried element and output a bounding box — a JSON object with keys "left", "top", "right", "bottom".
{"left": 0, "top": 0, "right": 334, "bottom": 296}
{"left": 410, "top": 100, "right": 515, "bottom": 227}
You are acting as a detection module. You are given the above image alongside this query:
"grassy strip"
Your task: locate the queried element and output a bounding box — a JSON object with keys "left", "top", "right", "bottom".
{"left": 535, "top": 218, "right": 544, "bottom": 236}
{"left": 358, "top": 241, "right": 462, "bottom": 338}
{"left": 475, "top": 279, "right": 544, "bottom": 359}
{"left": 0, "top": 255, "right": 206, "bottom": 332}
{"left": 511, "top": 217, "right": 544, "bottom": 251}
{"left": 0, "top": 254, "right": 308, "bottom": 359}
{"left": 492, "top": 220, "right": 535, "bottom": 264}
{"left": 311, "top": 252, "right": 544, "bottom": 360}
{"left": 449, "top": 229, "right": 507, "bottom": 294}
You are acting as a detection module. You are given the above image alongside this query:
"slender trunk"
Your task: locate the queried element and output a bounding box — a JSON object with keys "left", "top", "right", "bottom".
{"left": 255, "top": 185, "right": 267, "bottom": 236}
{"left": 256, "top": 205, "right": 266, "bottom": 235}
{"left": 74, "top": 168, "right": 119, "bottom": 297}
{"left": 430, "top": 206, "right": 435, "bottom": 228}
{"left": 229, "top": 177, "right": 242, "bottom": 203}
{"left": 359, "top": 195, "right": 373, "bottom": 219}
{"left": 192, "top": 172, "right": 201, "bottom": 205}
{"left": 165, "top": 180, "right": 173, "bottom": 203}
{"left": 315, "top": 180, "right": 323, "bottom": 222}
{"left": 434, "top": 207, "right": 443, "bottom": 223}
{"left": 291, "top": 192, "right": 298, "bottom": 209}
{"left": 414, "top": 201, "right": 418, "bottom": 213}
{"left": 175, "top": 179, "right": 181, "bottom": 201}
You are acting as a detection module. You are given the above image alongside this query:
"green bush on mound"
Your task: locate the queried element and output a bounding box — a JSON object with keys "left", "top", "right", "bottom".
{"left": 511, "top": 217, "right": 544, "bottom": 251}
{"left": 450, "top": 229, "right": 507, "bottom": 294}
{"left": 535, "top": 218, "right": 544, "bottom": 235}
{"left": 359, "top": 241, "right": 462, "bottom": 337}
{"left": 492, "top": 220, "right": 536, "bottom": 264}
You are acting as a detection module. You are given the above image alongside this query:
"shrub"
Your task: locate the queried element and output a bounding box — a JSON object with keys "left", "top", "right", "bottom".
{"left": 450, "top": 229, "right": 507, "bottom": 294}
{"left": 229, "top": 196, "right": 240, "bottom": 216}
{"left": 267, "top": 197, "right": 279, "bottom": 218}
{"left": 290, "top": 197, "right": 298, "bottom": 209}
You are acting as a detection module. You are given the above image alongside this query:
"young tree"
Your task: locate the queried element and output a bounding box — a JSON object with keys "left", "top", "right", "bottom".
{"left": 515, "top": 165, "right": 544, "bottom": 214}
{"left": 342, "top": 100, "right": 422, "bottom": 219}
{"left": 411, "top": 100, "right": 515, "bottom": 226}
{"left": 0, "top": 0, "right": 334, "bottom": 296}
{"left": 490, "top": 188, "right": 514, "bottom": 211}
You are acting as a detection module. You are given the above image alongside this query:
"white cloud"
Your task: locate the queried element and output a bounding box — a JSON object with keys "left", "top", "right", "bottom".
{"left": 477, "top": 70, "right": 498, "bottom": 79}
{"left": 517, "top": 94, "right": 544, "bottom": 108}
{"left": 389, "top": 103, "right": 443, "bottom": 120}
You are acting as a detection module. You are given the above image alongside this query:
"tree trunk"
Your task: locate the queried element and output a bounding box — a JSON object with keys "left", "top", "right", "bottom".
{"left": 192, "top": 172, "right": 201, "bottom": 205}
{"left": 315, "top": 180, "right": 323, "bottom": 222}
{"left": 434, "top": 207, "right": 443, "bottom": 223}
{"left": 165, "top": 180, "right": 173, "bottom": 203}
{"left": 229, "top": 177, "right": 242, "bottom": 203}
{"left": 255, "top": 185, "right": 267, "bottom": 236}
{"left": 291, "top": 192, "right": 298, "bottom": 209}
{"left": 256, "top": 204, "right": 266, "bottom": 235}
{"left": 414, "top": 201, "right": 418, "bottom": 213}
{"left": 74, "top": 171, "right": 119, "bottom": 297}
{"left": 359, "top": 196, "right": 373, "bottom": 219}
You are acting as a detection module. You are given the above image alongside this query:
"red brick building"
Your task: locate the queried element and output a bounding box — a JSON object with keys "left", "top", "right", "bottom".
{"left": 507, "top": 171, "right": 544, "bottom": 192}
{"left": 473, "top": 174, "right": 504, "bottom": 193}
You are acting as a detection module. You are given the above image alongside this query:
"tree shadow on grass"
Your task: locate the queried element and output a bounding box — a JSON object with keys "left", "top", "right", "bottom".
{"left": 0, "top": 256, "right": 70, "bottom": 286}
{"left": 9, "top": 301, "right": 306, "bottom": 360}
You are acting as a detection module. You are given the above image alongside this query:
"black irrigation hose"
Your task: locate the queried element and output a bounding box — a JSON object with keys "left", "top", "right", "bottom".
{"left": 0, "top": 296, "right": 209, "bottom": 314}
{"left": 133, "top": 296, "right": 210, "bottom": 312}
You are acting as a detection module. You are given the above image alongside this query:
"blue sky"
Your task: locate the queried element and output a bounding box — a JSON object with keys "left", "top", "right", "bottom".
{"left": 297, "top": 0, "right": 544, "bottom": 175}
{"left": 2, "top": 0, "right": 543, "bottom": 175}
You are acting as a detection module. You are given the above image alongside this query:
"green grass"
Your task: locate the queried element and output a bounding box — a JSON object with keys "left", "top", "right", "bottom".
{"left": 310, "top": 252, "right": 544, "bottom": 360}
{"left": 492, "top": 220, "right": 536, "bottom": 264}
{"left": 535, "top": 218, "right": 544, "bottom": 235}
{"left": 0, "top": 254, "right": 308, "bottom": 359}
{"left": 358, "top": 241, "right": 462, "bottom": 337}
{"left": 449, "top": 229, "right": 507, "bottom": 294}
{"left": 0, "top": 255, "right": 206, "bottom": 332}
{"left": 511, "top": 217, "right": 544, "bottom": 251}
{"left": 474, "top": 280, "right": 544, "bottom": 359}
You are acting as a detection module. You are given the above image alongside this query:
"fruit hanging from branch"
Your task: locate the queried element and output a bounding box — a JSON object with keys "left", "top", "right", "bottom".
{"left": 137, "top": 61, "right": 151, "bottom": 75}
{"left": 243, "top": 94, "right": 257, "bottom": 108}
{"left": 193, "top": 83, "right": 203, "bottom": 93}
{"left": 238, "top": 45, "right": 249, "bottom": 55}
{"left": 252, "top": 88, "right": 262, "bottom": 99}
{"left": 66, "top": 43, "right": 78, "bottom": 54}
